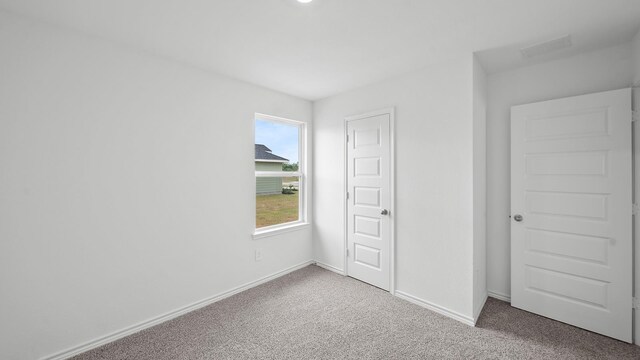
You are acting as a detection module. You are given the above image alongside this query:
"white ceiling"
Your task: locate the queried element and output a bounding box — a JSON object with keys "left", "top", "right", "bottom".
{"left": 1, "top": 0, "right": 639, "bottom": 100}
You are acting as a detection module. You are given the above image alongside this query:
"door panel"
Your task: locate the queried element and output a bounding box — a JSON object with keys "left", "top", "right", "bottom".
{"left": 511, "top": 88, "right": 632, "bottom": 342}
{"left": 347, "top": 112, "right": 391, "bottom": 290}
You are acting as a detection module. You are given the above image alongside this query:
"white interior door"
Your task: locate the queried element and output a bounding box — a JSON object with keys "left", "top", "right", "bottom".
{"left": 346, "top": 110, "right": 392, "bottom": 291}
{"left": 511, "top": 88, "right": 632, "bottom": 342}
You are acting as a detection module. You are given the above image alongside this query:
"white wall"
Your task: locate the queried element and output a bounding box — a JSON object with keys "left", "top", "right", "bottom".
{"left": 486, "top": 43, "right": 634, "bottom": 300}
{"left": 472, "top": 56, "right": 488, "bottom": 320}
{"left": 314, "top": 56, "right": 480, "bottom": 321}
{"left": 0, "top": 12, "right": 312, "bottom": 360}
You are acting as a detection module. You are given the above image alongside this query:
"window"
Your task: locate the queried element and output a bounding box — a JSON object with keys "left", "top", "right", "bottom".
{"left": 254, "top": 114, "right": 306, "bottom": 235}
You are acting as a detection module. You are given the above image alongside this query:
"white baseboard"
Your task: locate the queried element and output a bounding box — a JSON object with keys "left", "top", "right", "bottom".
{"left": 487, "top": 290, "right": 511, "bottom": 303}
{"left": 314, "top": 261, "right": 345, "bottom": 275}
{"left": 394, "top": 291, "right": 475, "bottom": 327}
{"left": 473, "top": 293, "right": 488, "bottom": 325}
{"left": 41, "top": 260, "right": 315, "bottom": 360}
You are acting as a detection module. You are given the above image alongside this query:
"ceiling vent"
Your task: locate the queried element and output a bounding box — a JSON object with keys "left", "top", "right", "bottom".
{"left": 520, "top": 35, "right": 572, "bottom": 58}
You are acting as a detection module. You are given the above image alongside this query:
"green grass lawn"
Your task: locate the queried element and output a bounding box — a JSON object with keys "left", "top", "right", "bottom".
{"left": 256, "top": 192, "right": 299, "bottom": 228}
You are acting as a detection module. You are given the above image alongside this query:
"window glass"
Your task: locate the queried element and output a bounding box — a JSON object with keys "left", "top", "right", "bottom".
{"left": 255, "top": 119, "right": 298, "bottom": 171}
{"left": 254, "top": 116, "right": 304, "bottom": 230}
{"left": 255, "top": 176, "right": 300, "bottom": 228}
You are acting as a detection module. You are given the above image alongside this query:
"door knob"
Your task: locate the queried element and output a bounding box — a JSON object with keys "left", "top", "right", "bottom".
{"left": 513, "top": 214, "right": 523, "bottom": 222}
{"left": 381, "top": 209, "right": 389, "bottom": 215}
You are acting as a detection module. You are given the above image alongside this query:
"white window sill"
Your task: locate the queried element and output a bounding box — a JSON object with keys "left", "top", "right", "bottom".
{"left": 252, "top": 222, "right": 311, "bottom": 240}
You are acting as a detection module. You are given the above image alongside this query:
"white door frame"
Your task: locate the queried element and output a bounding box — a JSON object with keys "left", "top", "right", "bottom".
{"left": 343, "top": 107, "right": 396, "bottom": 294}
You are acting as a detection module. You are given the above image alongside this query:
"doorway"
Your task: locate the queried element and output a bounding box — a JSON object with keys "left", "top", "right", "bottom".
{"left": 510, "top": 88, "right": 632, "bottom": 342}
{"left": 344, "top": 108, "right": 395, "bottom": 292}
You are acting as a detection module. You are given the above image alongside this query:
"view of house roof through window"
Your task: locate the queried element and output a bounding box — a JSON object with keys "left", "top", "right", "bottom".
{"left": 254, "top": 144, "right": 289, "bottom": 162}
{"left": 255, "top": 118, "right": 298, "bottom": 164}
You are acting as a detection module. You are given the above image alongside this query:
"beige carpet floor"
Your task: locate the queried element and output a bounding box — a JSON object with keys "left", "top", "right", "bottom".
{"left": 74, "top": 265, "right": 640, "bottom": 359}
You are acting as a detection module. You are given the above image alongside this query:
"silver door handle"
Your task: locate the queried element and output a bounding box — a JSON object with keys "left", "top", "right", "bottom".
{"left": 381, "top": 209, "right": 389, "bottom": 215}
{"left": 513, "top": 214, "right": 523, "bottom": 222}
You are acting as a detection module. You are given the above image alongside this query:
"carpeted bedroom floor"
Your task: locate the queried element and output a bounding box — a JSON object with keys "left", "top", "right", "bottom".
{"left": 73, "top": 265, "right": 640, "bottom": 359}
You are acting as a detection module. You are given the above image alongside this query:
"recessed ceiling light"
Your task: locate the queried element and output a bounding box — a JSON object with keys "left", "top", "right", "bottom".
{"left": 297, "top": 0, "right": 313, "bottom": 3}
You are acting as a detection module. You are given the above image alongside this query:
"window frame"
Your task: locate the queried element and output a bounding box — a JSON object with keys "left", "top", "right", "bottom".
{"left": 253, "top": 113, "right": 308, "bottom": 239}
